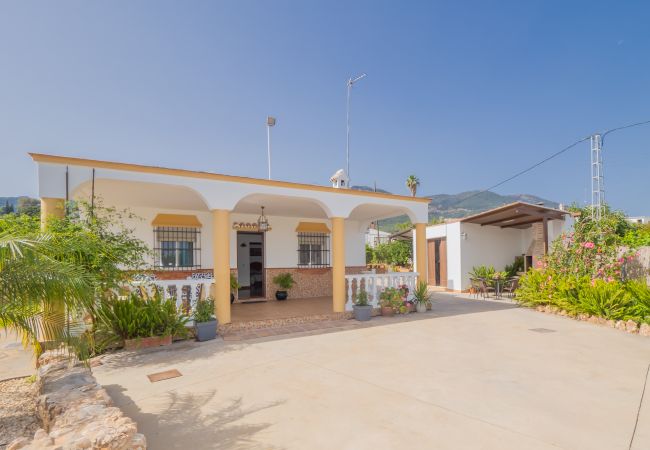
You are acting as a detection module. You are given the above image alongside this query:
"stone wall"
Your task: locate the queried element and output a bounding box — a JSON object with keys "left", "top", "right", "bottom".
{"left": 264, "top": 266, "right": 366, "bottom": 300}
{"left": 7, "top": 352, "right": 145, "bottom": 450}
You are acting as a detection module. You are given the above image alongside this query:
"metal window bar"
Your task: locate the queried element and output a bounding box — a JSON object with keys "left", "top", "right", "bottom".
{"left": 297, "top": 232, "right": 330, "bottom": 268}
{"left": 153, "top": 226, "right": 201, "bottom": 270}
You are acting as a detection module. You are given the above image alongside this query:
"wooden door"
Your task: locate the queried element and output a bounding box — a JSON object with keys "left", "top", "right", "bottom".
{"left": 427, "top": 239, "right": 436, "bottom": 284}
{"left": 438, "top": 239, "right": 447, "bottom": 288}
{"left": 427, "top": 238, "right": 447, "bottom": 287}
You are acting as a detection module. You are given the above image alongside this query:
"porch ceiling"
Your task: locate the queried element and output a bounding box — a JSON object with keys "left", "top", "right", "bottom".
{"left": 234, "top": 194, "right": 328, "bottom": 219}
{"left": 461, "top": 202, "right": 567, "bottom": 229}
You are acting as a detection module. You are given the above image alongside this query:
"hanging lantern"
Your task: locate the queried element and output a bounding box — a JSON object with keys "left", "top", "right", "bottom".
{"left": 257, "top": 206, "right": 270, "bottom": 232}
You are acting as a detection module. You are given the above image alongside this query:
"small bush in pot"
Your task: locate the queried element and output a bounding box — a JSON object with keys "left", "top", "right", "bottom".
{"left": 379, "top": 287, "right": 402, "bottom": 316}
{"left": 353, "top": 288, "right": 372, "bottom": 321}
{"left": 273, "top": 273, "right": 295, "bottom": 300}
{"left": 413, "top": 281, "right": 430, "bottom": 313}
{"left": 193, "top": 297, "right": 218, "bottom": 341}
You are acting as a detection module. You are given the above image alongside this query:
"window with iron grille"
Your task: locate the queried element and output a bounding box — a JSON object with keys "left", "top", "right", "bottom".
{"left": 153, "top": 227, "right": 201, "bottom": 270}
{"left": 297, "top": 233, "right": 330, "bottom": 268}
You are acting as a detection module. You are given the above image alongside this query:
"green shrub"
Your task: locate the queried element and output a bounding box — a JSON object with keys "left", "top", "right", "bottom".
{"left": 621, "top": 224, "right": 650, "bottom": 248}
{"left": 95, "top": 291, "right": 188, "bottom": 348}
{"left": 193, "top": 297, "right": 216, "bottom": 323}
{"left": 504, "top": 256, "right": 524, "bottom": 278}
{"left": 575, "top": 280, "right": 632, "bottom": 320}
{"left": 626, "top": 280, "right": 650, "bottom": 323}
{"left": 372, "top": 240, "right": 412, "bottom": 267}
{"left": 515, "top": 268, "right": 555, "bottom": 307}
{"left": 273, "top": 273, "right": 295, "bottom": 290}
{"left": 469, "top": 265, "right": 496, "bottom": 280}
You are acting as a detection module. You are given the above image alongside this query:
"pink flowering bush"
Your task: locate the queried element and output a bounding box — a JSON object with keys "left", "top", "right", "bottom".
{"left": 516, "top": 205, "right": 650, "bottom": 323}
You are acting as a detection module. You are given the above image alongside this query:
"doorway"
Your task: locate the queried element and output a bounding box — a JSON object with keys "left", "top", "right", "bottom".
{"left": 236, "top": 232, "right": 265, "bottom": 300}
{"left": 427, "top": 238, "right": 447, "bottom": 287}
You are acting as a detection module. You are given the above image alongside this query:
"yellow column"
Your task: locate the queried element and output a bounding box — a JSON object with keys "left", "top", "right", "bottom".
{"left": 212, "top": 209, "right": 231, "bottom": 324}
{"left": 40, "top": 197, "right": 65, "bottom": 230}
{"left": 415, "top": 223, "right": 427, "bottom": 285}
{"left": 331, "top": 217, "right": 346, "bottom": 313}
{"left": 40, "top": 198, "right": 66, "bottom": 344}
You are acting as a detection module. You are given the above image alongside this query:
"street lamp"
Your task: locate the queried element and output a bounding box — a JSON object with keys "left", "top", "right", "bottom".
{"left": 267, "top": 116, "right": 276, "bottom": 180}
{"left": 346, "top": 73, "right": 366, "bottom": 182}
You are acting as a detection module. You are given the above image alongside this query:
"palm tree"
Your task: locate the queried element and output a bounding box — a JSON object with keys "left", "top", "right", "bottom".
{"left": 0, "top": 230, "right": 92, "bottom": 355}
{"left": 406, "top": 175, "right": 420, "bottom": 197}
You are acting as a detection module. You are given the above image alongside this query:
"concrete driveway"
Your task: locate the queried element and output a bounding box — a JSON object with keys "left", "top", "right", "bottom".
{"left": 94, "top": 294, "right": 650, "bottom": 450}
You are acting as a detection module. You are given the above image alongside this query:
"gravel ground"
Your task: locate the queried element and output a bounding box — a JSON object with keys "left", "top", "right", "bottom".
{"left": 0, "top": 377, "right": 40, "bottom": 449}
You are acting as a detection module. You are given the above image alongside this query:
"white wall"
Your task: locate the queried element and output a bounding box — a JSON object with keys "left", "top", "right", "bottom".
{"left": 114, "top": 207, "right": 366, "bottom": 271}
{"left": 421, "top": 217, "right": 575, "bottom": 291}
{"left": 458, "top": 222, "right": 527, "bottom": 290}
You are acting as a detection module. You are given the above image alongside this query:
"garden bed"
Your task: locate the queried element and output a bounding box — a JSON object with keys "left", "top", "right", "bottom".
{"left": 0, "top": 377, "right": 40, "bottom": 450}
{"left": 532, "top": 304, "right": 650, "bottom": 337}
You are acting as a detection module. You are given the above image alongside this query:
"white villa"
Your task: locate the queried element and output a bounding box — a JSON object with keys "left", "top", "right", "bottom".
{"left": 33, "top": 153, "right": 430, "bottom": 324}
{"left": 415, "top": 202, "right": 573, "bottom": 291}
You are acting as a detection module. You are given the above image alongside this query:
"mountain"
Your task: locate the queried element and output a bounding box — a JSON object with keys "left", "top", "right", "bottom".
{"left": 352, "top": 187, "right": 558, "bottom": 231}
{"left": 350, "top": 185, "right": 392, "bottom": 194}
{"left": 0, "top": 196, "right": 40, "bottom": 215}
{"left": 426, "top": 191, "right": 558, "bottom": 219}
{"left": 0, "top": 197, "right": 23, "bottom": 209}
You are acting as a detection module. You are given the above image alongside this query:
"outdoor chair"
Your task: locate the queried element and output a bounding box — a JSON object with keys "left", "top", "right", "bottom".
{"left": 479, "top": 279, "right": 495, "bottom": 299}
{"left": 470, "top": 278, "right": 483, "bottom": 298}
{"left": 502, "top": 277, "right": 519, "bottom": 298}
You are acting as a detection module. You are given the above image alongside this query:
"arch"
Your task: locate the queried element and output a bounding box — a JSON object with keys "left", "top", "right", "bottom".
{"left": 347, "top": 202, "right": 422, "bottom": 225}
{"left": 71, "top": 178, "right": 211, "bottom": 211}
{"left": 232, "top": 192, "right": 334, "bottom": 219}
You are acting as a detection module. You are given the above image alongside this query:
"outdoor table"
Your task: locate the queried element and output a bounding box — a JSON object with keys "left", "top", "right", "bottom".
{"left": 492, "top": 278, "right": 503, "bottom": 299}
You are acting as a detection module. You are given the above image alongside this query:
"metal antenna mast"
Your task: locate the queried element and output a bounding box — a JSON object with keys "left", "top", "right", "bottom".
{"left": 590, "top": 133, "right": 604, "bottom": 220}
{"left": 346, "top": 73, "right": 366, "bottom": 182}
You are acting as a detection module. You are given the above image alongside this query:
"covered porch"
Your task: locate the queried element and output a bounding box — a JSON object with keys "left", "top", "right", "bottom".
{"left": 33, "top": 153, "right": 430, "bottom": 324}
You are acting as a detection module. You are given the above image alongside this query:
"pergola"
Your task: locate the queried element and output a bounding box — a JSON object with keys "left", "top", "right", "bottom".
{"left": 461, "top": 202, "right": 568, "bottom": 253}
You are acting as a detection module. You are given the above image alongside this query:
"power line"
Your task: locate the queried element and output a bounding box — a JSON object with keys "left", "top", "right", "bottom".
{"left": 455, "top": 119, "right": 650, "bottom": 206}
{"left": 602, "top": 119, "right": 650, "bottom": 142}
{"left": 457, "top": 136, "right": 589, "bottom": 204}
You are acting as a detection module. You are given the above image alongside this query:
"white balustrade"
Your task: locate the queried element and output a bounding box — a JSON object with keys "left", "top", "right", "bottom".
{"left": 128, "top": 277, "right": 213, "bottom": 314}
{"left": 344, "top": 272, "right": 418, "bottom": 311}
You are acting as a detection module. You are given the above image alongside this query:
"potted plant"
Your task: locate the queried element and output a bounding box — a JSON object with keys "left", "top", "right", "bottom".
{"left": 399, "top": 284, "right": 415, "bottom": 312}
{"left": 413, "top": 281, "right": 430, "bottom": 313}
{"left": 193, "top": 297, "right": 218, "bottom": 341}
{"left": 353, "top": 288, "right": 372, "bottom": 321}
{"left": 379, "top": 288, "right": 395, "bottom": 316}
{"left": 272, "top": 272, "right": 295, "bottom": 300}
{"left": 379, "top": 287, "right": 402, "bottom": 316}
{"left": 230, "top": 274, "right": 240, "bottom": 304}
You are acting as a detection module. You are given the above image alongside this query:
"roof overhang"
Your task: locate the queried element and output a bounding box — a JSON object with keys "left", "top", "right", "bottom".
{"left": 29, "top": 152, "right": 430, "bottom": 205}
{"left": 460, "top": 202, "right": 567, "bottom": 229}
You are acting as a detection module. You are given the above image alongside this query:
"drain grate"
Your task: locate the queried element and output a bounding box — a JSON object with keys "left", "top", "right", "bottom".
{"left": 147, "top": 369, "right": 182, "bottom": 383}
{"left": 529, "top": 328, "right": 556, "bottom": 333}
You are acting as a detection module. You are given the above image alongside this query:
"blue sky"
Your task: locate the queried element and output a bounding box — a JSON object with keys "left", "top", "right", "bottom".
{"left": 1, "top": 1, "right": 648, "bottom": 214}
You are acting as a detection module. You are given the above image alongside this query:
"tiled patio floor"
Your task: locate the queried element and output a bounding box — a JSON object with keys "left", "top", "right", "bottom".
{"left": 231, "top": 296, "right": 333, "bottom": 322}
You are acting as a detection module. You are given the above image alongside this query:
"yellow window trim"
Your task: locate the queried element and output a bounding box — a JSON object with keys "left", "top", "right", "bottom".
{"left": 152, "top": 214, "right": 202, "bottom": 228}
{"left": 295, "top": 222, "right": 330, "bottom": 234}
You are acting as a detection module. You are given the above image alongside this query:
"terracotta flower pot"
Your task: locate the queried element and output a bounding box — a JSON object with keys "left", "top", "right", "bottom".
{"left": 380, "top": 306, "right": 394, "bottom": 317}
{"left": 124, "top": 335, "right": 172, "bottom": 351}
{"left": 407, "top": 303, "right": 416, "bottom": 313}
